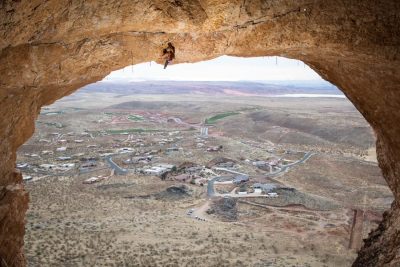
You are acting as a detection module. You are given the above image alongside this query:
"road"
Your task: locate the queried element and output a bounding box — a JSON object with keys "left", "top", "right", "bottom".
{"left": 207, "top": 176, "right": 220, "bottom": 197}
{"left": 190, "top": 200, "right": 212, "bottom": 221}
{"left": 207, "top": 176, "right": 235, "bottom": 197}
{"left": 105, "top": 155, "right": 128, "bottom": 175}
{"left": 265, "top": 152, "right": 315, "bottom": 178}
{"left": 207, "top": 152, "right": 315, "bottom": 198}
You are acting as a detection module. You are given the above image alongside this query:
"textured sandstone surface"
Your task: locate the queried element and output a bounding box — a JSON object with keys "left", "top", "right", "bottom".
{"left": 0, "top": 0, "right": 399, "bottom": 266}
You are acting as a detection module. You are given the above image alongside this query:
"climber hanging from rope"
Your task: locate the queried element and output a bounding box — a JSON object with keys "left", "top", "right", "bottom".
{"left": 161, "top": 42, "right": 175, "bottom": 69}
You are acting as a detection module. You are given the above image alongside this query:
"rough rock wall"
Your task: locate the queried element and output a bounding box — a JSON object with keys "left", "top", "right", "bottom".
{"left": 0, "top": 0, "right": 399, "bottom": 266}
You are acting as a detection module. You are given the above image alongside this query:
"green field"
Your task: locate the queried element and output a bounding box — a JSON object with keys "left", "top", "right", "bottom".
{"left": 205, "top": 112, "right": 240, "bottom": 124}
{"left": 127, "top": 114, "right": 144, "bottom": 121}
{"left": 104, "top": 112, "right": 128, "bottom": 116}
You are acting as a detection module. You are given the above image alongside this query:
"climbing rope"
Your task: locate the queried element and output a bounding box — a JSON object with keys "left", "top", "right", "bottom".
{"left": 131, "top": 51, "right": 134, "bottom": 73}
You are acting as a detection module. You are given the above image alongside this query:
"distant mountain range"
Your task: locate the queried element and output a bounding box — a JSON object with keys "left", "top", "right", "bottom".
{"left": 79, "top": 80, "right": 343, "bottom": 96}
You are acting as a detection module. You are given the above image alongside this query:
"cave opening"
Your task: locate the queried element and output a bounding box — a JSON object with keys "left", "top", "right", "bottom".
{"left": 1, "top": 2, "right": 399, "bottom": 266}
{"left": 16, "top": 56, "right": 393, "bottom": 266}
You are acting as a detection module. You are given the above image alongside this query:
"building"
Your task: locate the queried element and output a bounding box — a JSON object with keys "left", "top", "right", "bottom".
{"left": 16, "top": 163, "right": 28, "bottom": 169}
{"left": 144, "top": 166, "right": 168, "bottom": 176}
{"left": 252, "top": 161, "right": 267, "bottom": 167}
{"left": 57, "top": 156, "right": 72, "bottom": 161}
{"left": 217, "top": 162, "right": 235, "bottom": 168}
{"left": 117, "top": 147, "right": 134, "bottom": 154}
{"left": 254, "top": 187, "right": 262, "bottom": 194}
{"left": 156, "top": 164, "right": 176, "bottom": 170}
{"left": 39, "top": 164, "right": 56, "bottom": 170}
{"left": 22, "top": 174, "right": 33, "bottom": 181}
{"left": 253, "top": 183, "right": 277, "bottom": 193}
{"left": 56, "top": 163, "right": 75, "bottom": 171}
{"left": 238, "top": 185, "right": 248, "bottom": 195}
{"left": 186, "top": 166, "right": 203, "bottom": 174}
{"left": 233, "top": 175, "right": 249, "bottom": 184}
{"left": 41, "top": 150, "right": 53, "bottom": 155}
{"left": 81, "top": 161, "right": 96, "bottom": 168}
{"left": 56, "top": 147, "right": 67, "bottom": 152}
{"left": 83, "top": 177, "right": 101, "bottom": 184}
{"left": 207, "top": 145, "right": 223, "bottom": 152}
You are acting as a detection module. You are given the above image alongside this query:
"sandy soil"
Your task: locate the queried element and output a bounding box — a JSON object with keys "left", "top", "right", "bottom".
{"left": 20, "top": 92, "right": 390, "bottom": 267}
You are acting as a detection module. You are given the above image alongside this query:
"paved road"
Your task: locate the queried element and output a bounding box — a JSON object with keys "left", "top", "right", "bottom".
{"left": 265, "top": 152, "right": 315, "bottom": 178}
{"left": 106, "top": 155, "right": 128, "bottom": 175}
{"left": 207, "top": 176, "right": 239, "bottom": 197}
{"left": 207, "top": 176, "right": 220, "bottom": 197}
{"left": 207, "top": 153, "right": 314, "bottom": 197}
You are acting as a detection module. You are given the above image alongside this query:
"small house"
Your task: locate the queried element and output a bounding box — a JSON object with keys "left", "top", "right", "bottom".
{"left": 233, "top": 175, "right": 249, "bottom": 184}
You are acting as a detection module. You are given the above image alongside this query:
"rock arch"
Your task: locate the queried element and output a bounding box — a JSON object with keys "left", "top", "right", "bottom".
{"left": 0, "top": 1, "right": 399, "bottom": 266}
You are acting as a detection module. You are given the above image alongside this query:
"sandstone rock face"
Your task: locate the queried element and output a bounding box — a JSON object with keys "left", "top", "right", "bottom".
{"left": 0, "top": 0, "right": 399, "bottom": 266}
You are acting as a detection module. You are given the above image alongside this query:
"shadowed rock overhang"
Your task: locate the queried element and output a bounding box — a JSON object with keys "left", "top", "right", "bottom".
{"left": 0, "top": 1, "right": 399, "bottom": 266}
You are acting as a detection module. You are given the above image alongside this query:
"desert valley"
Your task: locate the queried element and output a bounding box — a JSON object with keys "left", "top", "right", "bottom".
{"left": 18, "top": 81, "right": 392, "bottom": 267}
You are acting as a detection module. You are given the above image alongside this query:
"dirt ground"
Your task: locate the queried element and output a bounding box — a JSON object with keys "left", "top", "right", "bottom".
{"left": 25, "top": 173, "right": 357, "bottom": 267}
{"left": 20, "top": 90, "right": 392, "bottom": 266}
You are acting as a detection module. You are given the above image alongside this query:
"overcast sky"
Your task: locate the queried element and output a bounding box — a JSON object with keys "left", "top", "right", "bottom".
{"left": 103, "top": 56, "right": 324, "bottom": 82}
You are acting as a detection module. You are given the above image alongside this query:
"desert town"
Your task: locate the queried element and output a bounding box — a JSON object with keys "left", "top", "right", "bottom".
{"left": 18, "top": 86, "right": 393, "bottom": 266}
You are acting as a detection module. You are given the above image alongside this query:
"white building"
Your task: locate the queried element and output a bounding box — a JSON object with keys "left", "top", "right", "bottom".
{"left": 22, "top": 174, "right": 33, "bottom": 181}
{"left": 156, "top": 164, "right": 175, "bottom": 170}
{"left": 144, "top": 166, "right": 168, "bottom": 176}
{"left": 56, "top": 147, "right": 67, "bottom": 152}
{"left": 254, "top": 188, "right": 262, "bottom": 194}
{"left": 117, "top": 147, "right": 134, "bottom": 154}
{"left": 56, "top": 163, "right": 75, "bottom": 171}
{"left": 57, "top": 156, "right": 72, "bottom": 161}
{"left": 17, "top": 163, "right": 28, "bottom": 169}
{"left": 41, "top": 150, "right": 53, "bottom": 155}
